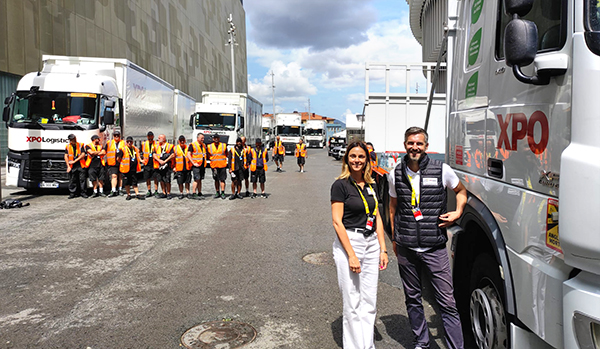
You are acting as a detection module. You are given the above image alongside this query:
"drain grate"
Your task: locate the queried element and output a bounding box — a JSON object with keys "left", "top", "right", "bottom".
{"left": 303, "top": 252, "right": 331, "bottom": 265}
{"left": 181, "top": 320, "right": 257, "bottom": 349}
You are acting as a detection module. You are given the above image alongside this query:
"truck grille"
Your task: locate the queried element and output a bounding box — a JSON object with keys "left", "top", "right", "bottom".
{"left": 23, "top": 159, "right": 69, "bottom": 181}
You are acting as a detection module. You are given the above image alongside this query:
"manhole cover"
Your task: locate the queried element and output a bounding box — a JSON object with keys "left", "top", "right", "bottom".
{"left": 303, "top": 252, "right": 331, "bottom": 265}
{"left": 181, "top": 321, "right": 257, "bottom": 349}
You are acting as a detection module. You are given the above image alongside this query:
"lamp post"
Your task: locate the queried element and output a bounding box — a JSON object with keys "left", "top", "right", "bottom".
{"left": 226, "top": 14, "right": 238, "bottom": 93}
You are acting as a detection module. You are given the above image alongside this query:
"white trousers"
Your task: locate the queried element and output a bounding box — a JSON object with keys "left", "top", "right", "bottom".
{"left": 333, "top": 231, "right": 381, "bottom": 349}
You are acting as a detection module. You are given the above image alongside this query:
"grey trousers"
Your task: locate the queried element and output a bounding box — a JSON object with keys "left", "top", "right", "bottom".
{"left": 396, "top": 244, "right": 464, "bottom": 349}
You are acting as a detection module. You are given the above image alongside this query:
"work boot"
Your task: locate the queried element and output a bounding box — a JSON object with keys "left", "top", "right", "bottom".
{"left": 126, "top": 195, "right": 132, "bottom": 201}
{"left": 261, "top": 193, "right": 268, "bottom": 199}
{"left": 145, "top": 191, "right": 152, "bottom": 197}
{"left": 229, "top": 194, "right": 236, "bottom": 200}
{"left": 68, "top": 194, "right": 76, "bottom": 199}
{"left": 245, "top": 191, "right": 250, "bottom": 198}
{"left": 221, "top": 192, "right": 226, "bottom": 200}
{"left": 179, "top": 194, "right": 185, "bottom": 200}
{"left": 167, "top": 194, "right": 172, "bottom": 200}
{"left": 214, "top": 192, "right": 221, "bottom": 199}
{"left": 251, "top": 193, "right": 257, "bottom": 199}
{"left": 81, "top": 193, "right": 89, "bottom": 199}
{"left": 137, "top": 195, "right": 145, "bottom": 200}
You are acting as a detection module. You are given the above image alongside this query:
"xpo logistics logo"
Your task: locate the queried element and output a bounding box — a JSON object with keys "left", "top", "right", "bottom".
{"left": 497, "top": 111, "right": 549, "bottom": 154}
{"left": 26, "top": 136, "right": 69, "bottom": 144}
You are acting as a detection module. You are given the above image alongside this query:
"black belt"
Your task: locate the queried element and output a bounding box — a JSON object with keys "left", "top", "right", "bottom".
{"left": 347, "top": 228, "right": 374, "bottom": 238}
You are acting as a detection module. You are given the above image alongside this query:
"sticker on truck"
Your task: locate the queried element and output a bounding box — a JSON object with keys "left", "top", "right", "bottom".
{"left": 546, "top": 198, "right": 561, "bottom": 253}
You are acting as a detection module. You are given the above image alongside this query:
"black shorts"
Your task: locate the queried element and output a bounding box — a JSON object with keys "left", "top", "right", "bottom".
{"left": 107, "top": 165, "right": 120, "bottom": 176}
{"left": 297, "top": 157, "right": 305, "bottom": 165}
{"left": 157, "top": 167, "right": 172, "bottom": 183}
{"left": 274, "top": 154, "right": 284, "bottom": 163}
{"left": 88, "top": 166, "right": 105, "bottom": 182}
{"left": 242, "top": 168, "right": 250, "bottom": 180}
{"left": 211, "top": 167, "right": 227, "bottom": 182}
{"left": 230, "top": 169, "right": 243, "bottom": 182}
{"left": 192, "top": 166, "right": 205, "bottom": 181}
{"left": 251, "top": 168, "right": 266, "bottom": 184}
{"left": 175, "top": 170, "right": 191, "bottom": 185}
{"left": 143, "top": 165, "right": 156, "bottom": 181}
{"left": 123, "top": 171, "right": 138, "bottom": 187}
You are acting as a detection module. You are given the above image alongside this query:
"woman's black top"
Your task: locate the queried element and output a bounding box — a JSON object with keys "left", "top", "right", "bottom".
{"left": 330, "top": 178, "right": 378, "bottom": 230}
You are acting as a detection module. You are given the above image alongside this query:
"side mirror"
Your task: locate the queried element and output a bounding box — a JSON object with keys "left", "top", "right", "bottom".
{"left": 189, "top": 114, "right": 195, "bottom": 127}
{"left": 2, "top": 106, "right": 10, "bottom": 122}
{"left": 104, "top": 109, "right": 115, "bottom": 125}
{"left": 504, "top": 0, "right": 534, "bottom": 17}
{"left": 504, "top": 19, "right": 551, "bottom": 85}
{"left": 4, "top": 95, "right": 14, "bottom": 106}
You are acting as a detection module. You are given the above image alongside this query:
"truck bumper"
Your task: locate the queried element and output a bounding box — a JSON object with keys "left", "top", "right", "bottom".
{"left": 8, "top": 150, "right": 70, "bottom": 189}
{"left": 564, "top": 271, "right": 600, "bottom": 349}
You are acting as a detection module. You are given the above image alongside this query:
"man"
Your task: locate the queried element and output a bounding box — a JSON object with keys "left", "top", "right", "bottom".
{"left": 241, "top": 136, "right": 252, "bottom": 197}
{"left": 273, "top": 135, "right": 285, "bottom": 172}
{"left": 366, "top": 142, "right": 377, "bottom": 168}
{"left": 64, "top": 134, "right": 88, "bottom": 199}
{"left": 141, "top": 131, "right": 159, "bottom": 197}
{"left": 153, "top": 134, "right": 175, "bottom": 199}
{"left": 228, "top": 137, "right": 245, "bottom": 200}
{"left": 105, "top": 130, "right": 125, "bottom": 197}
{"left": 388, "top": 127, "right": 467, "bottom": 349}
{"left": 207, "top": 134, "right": 228, "bottom": 199}
{"left": 118, "top": 136, "right": 144, "bottom": 200}
{"left": 85, "top": 135, "right": 106, "bottom": 197}
{"left": 173, "top": 135, "right": 192, "bottom": 199}
{"left": 295, "top": 138, "right": 307, "bottom": 173}
{"left": 187, "top": 133, "right": 207, "bottom": 200}
{"left": 249, "top": 138, "right": 268, "bottom": 198}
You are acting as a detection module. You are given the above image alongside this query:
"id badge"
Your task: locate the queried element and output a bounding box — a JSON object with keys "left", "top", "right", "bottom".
{"left": 365, "top": 215, "right": 375, "bottom": 231}
{"left": 412, "top": 207, "right": 424, "bottom": 221}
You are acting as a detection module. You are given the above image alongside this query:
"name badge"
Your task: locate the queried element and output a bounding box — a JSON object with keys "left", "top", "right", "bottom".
{"left": 366, "top": 187, "right": 374, "bottom": 196}
{"left": 365, "top": 214, "right": 375, "bottom": 231}
{"left": 422, "top": 177, "right": 438, "bottom": 186}
{"left": 412, "top": 207, "right": 424, "bottom": 221}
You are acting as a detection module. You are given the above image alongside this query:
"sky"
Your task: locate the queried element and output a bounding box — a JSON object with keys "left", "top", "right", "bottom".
{"left": 243, "top": 0, "right": 424, "bottom": 122}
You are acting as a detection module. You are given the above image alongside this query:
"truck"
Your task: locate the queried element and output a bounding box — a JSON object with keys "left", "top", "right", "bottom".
{"left": 403, "top": 0, "right": 600, "bottom": 348}
{"left": 2, "top": 55, "right": 178, "bottom": 190}
{"left": 274, "top": 113, "right": 302, "bottom": 154}
{"left": 173, "top": 89, "right": 195, "bottom": 141}
{"left": 189, "top": 92, "right": 263, "bottom": 148}
{"left": 262, "top": 115, "right": 275, "bottom": 143}
{"left": 303, "top": 119, "right": 326, "bottom": 148}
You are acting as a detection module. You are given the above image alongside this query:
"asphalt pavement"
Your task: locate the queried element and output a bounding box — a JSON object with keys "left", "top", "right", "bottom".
{"left": 0, "top": 149, "right": 449, "bottom": 349}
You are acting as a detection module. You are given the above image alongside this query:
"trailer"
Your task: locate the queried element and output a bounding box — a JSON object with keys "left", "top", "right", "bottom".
{"left": 275, "top": 113, "right": 302, "bottom": 154}
{"left": 173, "top": 89, "right": 195, "bottom": 141}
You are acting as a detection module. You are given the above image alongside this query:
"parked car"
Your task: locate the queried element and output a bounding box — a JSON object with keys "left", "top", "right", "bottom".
{"left": 332, "top": 146, "right": 345, "bottom": 160}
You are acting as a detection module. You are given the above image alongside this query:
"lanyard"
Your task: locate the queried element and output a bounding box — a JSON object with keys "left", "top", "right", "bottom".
{"left": 126, "top": 146, "right": 135, "bottom": 160}
{"left": 407, "top": 173, "right": 419, "bottom": 207}
{"left": 351, "top": 180, "right": 378, "bottom": 216}
{"left": 234, "top": 148, "right": 242, "bottom": 160}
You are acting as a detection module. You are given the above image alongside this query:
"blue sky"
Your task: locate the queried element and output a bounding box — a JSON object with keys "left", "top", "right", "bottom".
{"left": 244, "top": 0, "right": 423, "bottom": 121}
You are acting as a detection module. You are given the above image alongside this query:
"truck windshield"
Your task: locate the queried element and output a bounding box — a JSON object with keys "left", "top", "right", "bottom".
{"left": 305, "top": 129, "right": 322, "bottom": 136}
{"left": 587, "top": 0, "right": 600, "bottom": 31}
{"left": 9, "top": 91, "right": 98, "bottom": 129}
{"left": 277, "top": 126, "right": 300, "bottom": 136}
{"left": 194, "top": 112, "right": 235, "bottom": 131}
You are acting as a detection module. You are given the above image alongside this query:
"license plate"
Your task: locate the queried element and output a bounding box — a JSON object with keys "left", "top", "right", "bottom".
{"left": 39, "top": 181, "right": 59, "bottom": 189}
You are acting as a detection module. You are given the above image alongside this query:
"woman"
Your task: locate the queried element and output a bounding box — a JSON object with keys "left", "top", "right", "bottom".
{"left": 331, "top": 141, "right": 388, "bottom": 349}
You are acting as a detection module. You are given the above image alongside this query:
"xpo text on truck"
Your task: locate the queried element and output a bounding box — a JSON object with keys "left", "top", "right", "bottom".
{"left": 404, "top": 0, "right": 600, "bottom": 348}
{"left": 2, "top": 55, "right": 185, "bottom": 190}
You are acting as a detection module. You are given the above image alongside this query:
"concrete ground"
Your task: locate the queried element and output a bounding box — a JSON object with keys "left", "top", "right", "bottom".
{"left": 0, "top": 149, "right": 455, "bottom": 349}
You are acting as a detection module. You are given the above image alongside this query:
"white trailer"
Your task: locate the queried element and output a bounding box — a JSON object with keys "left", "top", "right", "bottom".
{"left": 189, "top": 92, "right": 262, "bottom": 147}
{"left": 262, "top": 116, "right": 275, "bottom": 143}
{"left": 173, "top": 89, "right": 195, "bottom": 142}
{"left": 2, "top": 55, "right": 175, "bottom": 190}
{"left": 303, "top": 119, "right": 326, "bottom": 148}
{"left": 405, "top": 0, "right": 600, "bottom": 348}
{"left": 275, "top": 113, "right": 302, "bottom": 154}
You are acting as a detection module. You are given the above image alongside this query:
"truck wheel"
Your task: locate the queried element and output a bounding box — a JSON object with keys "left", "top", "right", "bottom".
{"left": 469, "top": 254, "right": 508, "bottom": 349}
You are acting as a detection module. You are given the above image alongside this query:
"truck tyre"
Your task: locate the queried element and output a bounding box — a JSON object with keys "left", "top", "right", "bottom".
{"left": 469, "top": 254, "right": 508, "bottom": 349}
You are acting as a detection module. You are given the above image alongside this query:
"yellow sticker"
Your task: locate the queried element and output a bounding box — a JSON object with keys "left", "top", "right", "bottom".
{"left": 546, "top": 198, "right": 562, "bottom": 253}
{"left": 70, "top": 93, "right": 97, "bottom": 98}
{"left": 41, "top": 118, "right": 48, "bottom": 124}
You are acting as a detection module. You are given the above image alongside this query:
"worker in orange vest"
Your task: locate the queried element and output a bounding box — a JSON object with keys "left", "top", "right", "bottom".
{"left": 241, "top": 136, "right": 252, "bottom": 197}
{"left": 105, "top": 130, "right": 125, "bottom": 197}
{"left": 174, "top": 135, "right": 193, "bottom": 199}
{"left": 85, "top": 134, "right": 106, "bottom": 197}
{"left": 141, "top": 131, "right": 159, "bottom": 198}
{"left": 228, "top": 137, "right": 246, "bottom": 200}
{"left": 207, "top": 134, "right": 228, "bottom": 199}
{"left": 118, "top": 136, "right": 144, "bottom": 200}
{"left": 366, "top": 142, "right": 378, "bottom": 168}
{"left": 273, "top": 135, "right": 285, "bottom": 172}
{"left": 295, "top": 138, "right": 307, "bottom": 173}
{"left": 186, "top": 133, "right": 207, "bottom": 200}
{"left": 64, "top": 134, "right": 88, "bottom": 199}
{"left": 249, "top": 138, "right": 268, "bottom": 198}
{"left": 153, "top": 134, "right": 175, "bottom": 199}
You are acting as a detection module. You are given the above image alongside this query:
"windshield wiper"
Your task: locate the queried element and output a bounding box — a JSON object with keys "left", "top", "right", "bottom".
{"left": 63, "top": 124, "right": 85, "bottom": 130}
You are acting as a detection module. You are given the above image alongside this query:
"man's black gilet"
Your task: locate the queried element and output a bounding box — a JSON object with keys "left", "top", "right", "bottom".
{"left": 394, "top": 154, "right": 447, "bottom": 248}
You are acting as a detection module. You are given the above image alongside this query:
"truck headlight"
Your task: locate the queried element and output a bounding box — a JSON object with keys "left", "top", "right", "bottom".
{"left": 574, "top": 312, "right": 600, "bottom": 349}
{"left": 7, "top": 157, "right": 20, "bottom": 169}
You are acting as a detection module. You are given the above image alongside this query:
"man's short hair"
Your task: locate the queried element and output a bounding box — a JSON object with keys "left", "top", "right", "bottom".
{"left": 68, "top": 134, "right": 76, "bottom": 140}
{"left": 404, "top": 127, "right": 428, "bottom": 143}
{"left": 178, "top": 135, "right": 186, "bottom": 142}
{"left": 91, "top": 135, "right": 100, "bottom": 141}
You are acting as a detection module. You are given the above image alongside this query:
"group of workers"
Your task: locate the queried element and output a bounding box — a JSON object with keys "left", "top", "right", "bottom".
{"left": 64, "top": 131, "right": 309, "bottom": 200}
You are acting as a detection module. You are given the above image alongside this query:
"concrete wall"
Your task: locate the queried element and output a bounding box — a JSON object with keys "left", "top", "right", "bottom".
{"left": 0, "top": 0, "right": 248, "bottom": 100}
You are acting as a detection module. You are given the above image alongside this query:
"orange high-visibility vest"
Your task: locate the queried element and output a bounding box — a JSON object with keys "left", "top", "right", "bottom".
{"left": 208, "top": 142, "right": 228, "bottom": 169}
{"left": 229, "top": 147, "right": 246, "bottom": 171}
{"left": 273, "top": 140, "right": 285, "bottom": 156}
{"left": 369, "top": 150, "right": 378, "bottom": 168}
{"left": 157, "top": 142, "right": 175, "bottom": 168}
{"left": 66, "top": 142, "right": 87, "bottom": 168}
{"left": 85, "top": 143, "right": 105, "bottom": 167}
{"left": 119, "top": 146, "right": 142, "bottom": 173}
{"left": 106, "top": 139, "right": 124, "bottom": 166}
{"left": 174, "top": 144, "right": 192, "bottom": 171}
{"left": 190, "top": 141, "right": 207, "bottom": 167}
{"left": 250, "top": 148, "right": 268, "bottom": 172}
{"left": 295, "top": 143, "right": 306, "bottom": 158}
{"left": 141, "top": 140, "right": 157, "bottom": 166}
{"left": 243, "top": 145, "right": 252, "bottom": 169}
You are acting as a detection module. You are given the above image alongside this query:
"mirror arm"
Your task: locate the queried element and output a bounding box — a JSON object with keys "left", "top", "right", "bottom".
{"left": 512, "top": 65, "right": 550, "bottom": 86}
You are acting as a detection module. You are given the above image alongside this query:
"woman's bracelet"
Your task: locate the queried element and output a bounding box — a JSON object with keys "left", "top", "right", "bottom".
{"left": 381, "top": 250, "right": 387, "bottom": 254}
